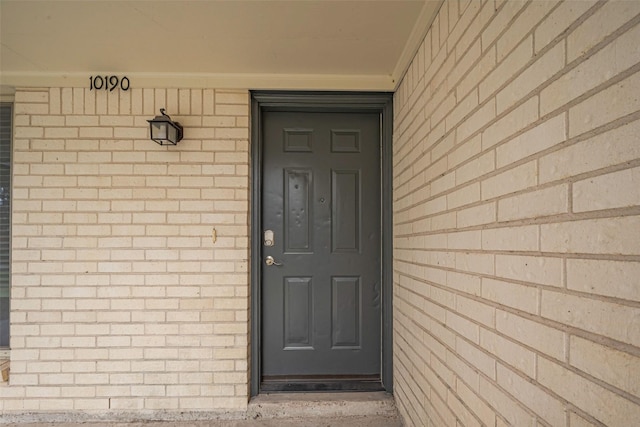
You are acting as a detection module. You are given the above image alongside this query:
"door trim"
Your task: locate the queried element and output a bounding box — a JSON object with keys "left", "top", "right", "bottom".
{"left": 250, "top": 91, "right": 393, "bottom": 396}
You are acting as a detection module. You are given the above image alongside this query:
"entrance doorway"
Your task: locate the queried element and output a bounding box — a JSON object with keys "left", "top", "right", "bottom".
{"left": 250, "top": 92, "right": 393, "bottom": 394}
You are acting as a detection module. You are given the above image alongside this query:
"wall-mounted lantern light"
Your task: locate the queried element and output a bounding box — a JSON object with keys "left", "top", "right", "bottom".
{"left": 148, "top": 108, "right": 183, "bottom": 145}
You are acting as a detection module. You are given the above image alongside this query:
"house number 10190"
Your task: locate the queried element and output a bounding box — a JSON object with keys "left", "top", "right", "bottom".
{"left": 89, "top": 75, "right": 130, "bottom": 91}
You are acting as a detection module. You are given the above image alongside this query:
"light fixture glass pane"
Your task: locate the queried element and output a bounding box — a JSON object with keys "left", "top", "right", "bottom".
{"left": 168, "top": 125, "right": 178, "bottom": 143}
{"left": 152, "top": 122, "right": 168, "bottom": 140}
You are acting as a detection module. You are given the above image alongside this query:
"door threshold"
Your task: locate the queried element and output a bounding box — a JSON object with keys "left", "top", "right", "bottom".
{"left": 261, "top": 374, "right": 383, "bottom": 392}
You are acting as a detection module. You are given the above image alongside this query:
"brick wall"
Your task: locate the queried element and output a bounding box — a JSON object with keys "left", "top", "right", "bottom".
{"left": 393, "top": 0, "right": 640, "bottom": 425}
{"left": 0, "top": 88, "right": 250, "bottom": 412}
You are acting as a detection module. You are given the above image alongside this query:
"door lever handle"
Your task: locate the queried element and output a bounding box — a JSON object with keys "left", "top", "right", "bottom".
{"left": 265, "top": 256, "right": 283, "bottom": 266}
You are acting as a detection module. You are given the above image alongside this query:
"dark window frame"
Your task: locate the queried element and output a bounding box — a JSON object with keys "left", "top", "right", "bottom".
{"left": 0, "top": 101, "right": 12, "bottom": 349}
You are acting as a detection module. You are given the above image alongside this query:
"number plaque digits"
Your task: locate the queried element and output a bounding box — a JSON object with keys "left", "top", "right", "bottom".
{"left": 89, "top": 75, "right": 130, "bottom": 91}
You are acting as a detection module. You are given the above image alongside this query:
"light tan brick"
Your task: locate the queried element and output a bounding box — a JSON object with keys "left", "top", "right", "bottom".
{"left": 216, "top": 104, "right": 248, "bottom": 116}
{"left": 481, "top": 278, "right": 538, "bottom": 314}
{"left": 14, "top": 126, "right": 44, "bottom": 139}
{"left": 454, "top": 252, "right": 495, "bottom": 276}
{"left": 497, "top": 1, "right": 558, "bottom": 60}
{"left": 32, "top": 115, "right": 65, "bottom": 127}
{"left": 541, "top": 216, "right": 640, "bottom": 255}
{"left": 446, "top": 311, "right": 479, "bottom": 343}
{"left": 573, "top": 166, "right": 640, "bottom": 212}
{"left": 481, "top": 1, "right": 528, "bottom": 52}
{"left": 79, "top": 127, "right": 113, "bottom": 138}
{"left": 480, "top": 376, "right": 536, "bottom": 426}
{"left": 539, "top": 118, "right": 640, "bottom": 183}
{"left": 457, "top": 295, "right": 494, "bottom": 328}
{"left": 496, "top": 363, "right": 565, "bottom": 426}
{"left": 542, "top": 289, "right": 640, "bottom": 347}
{"left": 74, "top": 399, "right": 109, "bottom": 410}
{"left": 447, "top": 182, "right": 480, "bottom": 209}
{"left": 538, "top": 357, "right": 640, "bottom": 426}
{"left": 445, "top": 88, "right": 479, "bottom": 132}
{"left": 481, "top": 329, "right": 535, "bottom": 378}
{"left": 496, "top": 113, "right": 565, "bottom": 167}
{"left": 448, "top": 38, "right": 481, "bottom": 99}
{"left": 567, "top": 259, "right": 640, "bottom": 302}
{"left": 456, "top": 337, "right": 495, "bottom": 379}
{"left": 215, "top": 91, "right": 248, "bottom": 105}
{"left": 431, "top": 172, "right": 455, "bottom": 197}
{"left": 480, "top": 36, "right": 533, "bottom": 102}
{"left": 458, "top": 45, "right": 496, "bottom": 101}
{"left": 481, "top": 161, "right": 537, "bottom": 200}
{"left": 456, "top": 379, "right": 496, "bottom": 427}
{"left": 496, "top": 310, "right": 565, "bottom": 360}
{"left": 483, "top": 95, "right": 539, "bottom": 151}
{"left": 455, "top": 151, "right": 495, "bottom": 185}
{"left": 447, "top": 230, "right": 481, "bottom": 251}
{"left": 495, "top": 254, "right": 562, "bottom": 288}
{"left": 543, "top": 21, "right": 640, "bottom": 115}
{"left": 570, "top": 335, "right": 640, "bottom": 398}
{"left": 15, "top": 102, "right": 49, "bottom": 115}
{"left": 456, "top": 202, "right": 495, "bottom": 228}
{"left": 535, "top": 0, "right": 597, "bottom": 53}
{"left": 456, "top": 98, "right": 495, "bottom": 143}
{"left": 15, "top": 90, "right": 48, "bottom": 103}
{"left": 569, "top": 412, "right": 599, "bottom": 427}
{"left": 497, "top": 184, "right": 568, "bottom": 221}
{"left": 447, "top": 390, "right": 480, "bottom": 427}
{"left": 431, "top": 211, "right": 456, "bottom": 231}
{"left": 447, "top": 134, "right": 480, "bottom": 169}
{"left": 457, "top": 0, "right": 493, "bottom": 58}
{"left": 497, "top": 21, "right": 564, "bottom": 114}
{"left": 568, "top": 0, "right": 640, "bottom": 62}
{"left": 481, "top": 224, "right": 539, "bottom": 252}
{"left": 569, "top": 70, "right": 640, "bottom": 137}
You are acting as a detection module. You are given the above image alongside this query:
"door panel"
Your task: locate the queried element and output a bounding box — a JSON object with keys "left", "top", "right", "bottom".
{"left": 284, "top": 169, "right": 313, "bottom": 252}
{"left": 332, "top": 169, "right": 360, "bottom": 252}
{"left": 284, "top": 277, "right": 313, "bottom": 349}
{"left": 331, "top": 276, "right": 361, "bottom": 349}
{"left": 261, "top": 111, "right": 381, "bottom": 384}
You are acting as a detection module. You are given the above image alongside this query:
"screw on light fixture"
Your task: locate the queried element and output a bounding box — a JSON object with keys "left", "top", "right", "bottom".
{"left": 147, "top": 108, "right": 183, "bottom": 145}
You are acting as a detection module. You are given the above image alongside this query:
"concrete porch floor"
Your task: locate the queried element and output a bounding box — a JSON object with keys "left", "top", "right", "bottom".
{"left": 2, "top": 392, "right": 403, "bottom": 426}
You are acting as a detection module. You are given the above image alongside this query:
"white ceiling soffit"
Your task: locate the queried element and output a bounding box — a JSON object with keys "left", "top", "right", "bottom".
{"left": 0, "top": 0, "right": 442, "bottom": 91}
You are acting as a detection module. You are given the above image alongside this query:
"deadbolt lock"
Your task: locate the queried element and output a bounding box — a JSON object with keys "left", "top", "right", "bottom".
{"left": 264, "top": 230, "right": 274, "bottom": 246}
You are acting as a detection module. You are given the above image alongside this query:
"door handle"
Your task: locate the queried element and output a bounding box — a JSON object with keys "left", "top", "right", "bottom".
{"left": 265, "top": 256, "right": 283, "bottom": 266}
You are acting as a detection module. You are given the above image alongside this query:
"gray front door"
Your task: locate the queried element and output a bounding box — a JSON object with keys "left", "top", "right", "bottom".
{"left": 261, "top": 111, "right": 382, "bottom": 390}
